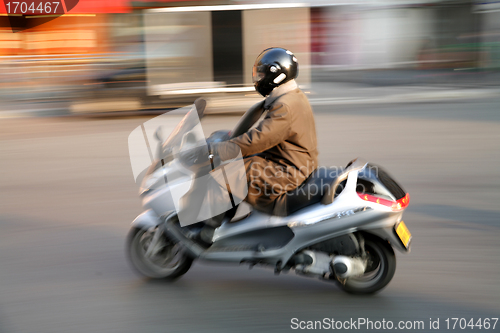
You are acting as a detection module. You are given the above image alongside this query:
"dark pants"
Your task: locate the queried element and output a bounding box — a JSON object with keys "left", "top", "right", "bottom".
{"left": 242, "top": 155, "right": 304, "bottom": 215}
{"left": 179, "top": 155, "right": 305, "bottom": 227}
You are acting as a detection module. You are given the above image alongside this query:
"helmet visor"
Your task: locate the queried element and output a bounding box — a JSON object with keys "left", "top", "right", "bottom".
{"left": 252, "top": 65, "right": 266, "bottom": 83}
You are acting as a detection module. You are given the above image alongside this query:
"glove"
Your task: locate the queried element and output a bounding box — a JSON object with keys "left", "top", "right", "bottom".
{"left": 208, "top": 141, "right": 240, "bottom": 161}
{"left": 179, "top": 143, "right": 210, "bottom": 166}
{"left": 207, "top": 130, "right": 231, "bottom": 143}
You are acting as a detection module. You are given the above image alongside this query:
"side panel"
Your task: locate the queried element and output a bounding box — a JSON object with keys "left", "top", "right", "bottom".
{"left": 205, "top": 209, "right": 398, "bottom": 265}
{"left": 210, "top": 226, "right": 294, "bottom": 252}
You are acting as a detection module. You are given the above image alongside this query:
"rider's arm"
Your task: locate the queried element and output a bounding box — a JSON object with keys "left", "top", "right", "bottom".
{"left": 214, "top": 102, "right": 292, "bottom": 160}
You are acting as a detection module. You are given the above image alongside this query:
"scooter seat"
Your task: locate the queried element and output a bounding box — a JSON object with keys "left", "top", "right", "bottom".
{"left": 268, "top": 167, "right": 341, "bottom": 217}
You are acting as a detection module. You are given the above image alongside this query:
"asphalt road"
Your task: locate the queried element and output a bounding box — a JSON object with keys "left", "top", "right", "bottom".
{"left": 0, "top": 98, "right": 499, "bottom": 333}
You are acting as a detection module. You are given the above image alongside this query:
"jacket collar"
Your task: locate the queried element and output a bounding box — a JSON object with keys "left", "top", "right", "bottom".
{"left": 264, "top": 79, "right": 298, "bottom": 109}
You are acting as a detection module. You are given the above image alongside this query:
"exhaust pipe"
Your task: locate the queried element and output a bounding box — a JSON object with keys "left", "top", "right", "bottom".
{"left": 331, "top": 256, "right": 366, "bottom": 279}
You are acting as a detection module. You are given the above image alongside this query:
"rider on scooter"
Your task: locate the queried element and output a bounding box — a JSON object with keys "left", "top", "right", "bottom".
{"left": 181, "top": 48, "right": 318, "bottom": 243}
{"left": 209, "top": 47, "right": 319, "bottom": 221}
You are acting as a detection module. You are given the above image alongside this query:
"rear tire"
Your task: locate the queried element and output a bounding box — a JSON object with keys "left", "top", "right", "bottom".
{"left": 336, "top": 236, "right": 396, "bottom": 294}
{"left": 126, "top": 226, "right": 193, "bottom": 280}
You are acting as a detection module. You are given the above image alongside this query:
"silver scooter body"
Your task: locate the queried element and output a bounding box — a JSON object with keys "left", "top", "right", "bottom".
{"left": 133, "top": 159, "right": 408, "bottom": 270}
{"left": 128, "top": 101, "right": 411, "bottom": 293}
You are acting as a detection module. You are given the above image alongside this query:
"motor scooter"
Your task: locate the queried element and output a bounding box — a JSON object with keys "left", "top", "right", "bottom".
{"left": 126, "top": 99, "right": 411, "bottom": 294}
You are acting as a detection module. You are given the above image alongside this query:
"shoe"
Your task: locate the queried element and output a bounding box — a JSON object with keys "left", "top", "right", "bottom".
{"left": 180, "top": 223, "right": 214, "bottom": 247}
{"left": 199, "top": 225, "right": 215, "bottom": 245}
{"left": 181, "top": 222, "right": 204, "bottom": 239}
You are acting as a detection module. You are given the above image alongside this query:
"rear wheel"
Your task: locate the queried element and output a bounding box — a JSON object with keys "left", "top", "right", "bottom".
{"left": 336, "top": 237, "right": 396, "bottom": 294}
{"left": 126, "top": 226, "right": 193, "bottom": 280}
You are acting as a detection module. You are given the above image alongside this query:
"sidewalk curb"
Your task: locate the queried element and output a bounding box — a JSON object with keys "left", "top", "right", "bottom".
{"left": 1, "top": 88, "right": 499, "bottom": 118}
{"left": 309, "top": 88, "right": 500, "bottom": 106}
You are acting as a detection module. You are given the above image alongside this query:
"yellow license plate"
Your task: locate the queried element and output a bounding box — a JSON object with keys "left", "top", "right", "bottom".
{"left": 395, "top": 221, "right": 412, "bottom": 248}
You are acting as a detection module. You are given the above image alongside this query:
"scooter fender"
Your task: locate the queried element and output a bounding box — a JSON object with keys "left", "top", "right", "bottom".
{"left": 131, "top": 209, "right": 162, "bottom": 230}
{"left": 364, "top": 226, "right": 410, "bottom": 253}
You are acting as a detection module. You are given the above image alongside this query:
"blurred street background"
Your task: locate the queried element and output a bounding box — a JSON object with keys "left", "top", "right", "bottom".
{"left": 1, "top": 0, "right": 500, "bottom": 116}
{"left": 0, "top": 0, "right": 499, "bottom": 332}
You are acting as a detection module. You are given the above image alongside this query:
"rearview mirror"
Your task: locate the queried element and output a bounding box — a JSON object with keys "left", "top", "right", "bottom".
{"left": 194, "top": 97, "right": 207, "bottom": 119}
{"left": 154, "top": 127, "right": 164, "bottom": 142}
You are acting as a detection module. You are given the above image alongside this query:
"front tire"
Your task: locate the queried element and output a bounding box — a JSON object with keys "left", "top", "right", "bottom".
{"left": 336, "top": 236, "right": 396, "bottom": 294}
{"left": 126, "top": 226, "right": 193, "bottom": 280}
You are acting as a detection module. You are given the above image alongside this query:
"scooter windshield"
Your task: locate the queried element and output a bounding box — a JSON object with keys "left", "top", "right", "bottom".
{"left": 128, "top": 104, "right": 248, "bottom": 227}
{"left": 128, "top": 105, "right": 197, "bottom": 184}
{"left": 162, "top": 107, "right": 206, "bottom": 156}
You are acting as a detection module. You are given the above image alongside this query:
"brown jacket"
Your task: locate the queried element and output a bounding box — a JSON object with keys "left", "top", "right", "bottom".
{"left": 217, "top": 80, "right": 318, "bottom": 210}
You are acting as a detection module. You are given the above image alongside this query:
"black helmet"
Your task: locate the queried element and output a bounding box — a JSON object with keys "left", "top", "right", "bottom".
{"left": 252, "top": 47, "right": 299, "bottom": 97}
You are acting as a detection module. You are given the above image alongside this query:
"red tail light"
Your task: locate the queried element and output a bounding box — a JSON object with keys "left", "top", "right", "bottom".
{"left": 357, "top": 193, "right": 410, "bottom": 211}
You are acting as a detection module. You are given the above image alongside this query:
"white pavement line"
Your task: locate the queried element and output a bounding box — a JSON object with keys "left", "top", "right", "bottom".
{"left": 0, "top": 112, "right": 32, "bottom": 119}
{"left": 309, "top": 89, "right": 500, "bottom": 106}
{"left": 1, "top": 89, "right": 498, "bottom": 117}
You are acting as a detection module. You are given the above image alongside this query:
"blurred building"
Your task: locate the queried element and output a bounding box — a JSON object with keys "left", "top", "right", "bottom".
{"left": 241, "top": 0, "right": 500, "bottom": 70}
{"left": 0, "top": 0, "right": 498, "bottom": 114}
{"left": 0, "top": 0, "right": 230, "bottom": 111}
{"left": 308, "top": 0, "right": 496, "bottom": 70}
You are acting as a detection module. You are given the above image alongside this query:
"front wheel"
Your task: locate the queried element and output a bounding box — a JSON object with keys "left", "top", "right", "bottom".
{"left": 336, "top": 236, "right": 396, "bottom": 294}
{"left": 126, "top": 226, "right": 193, "bottom": 280}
